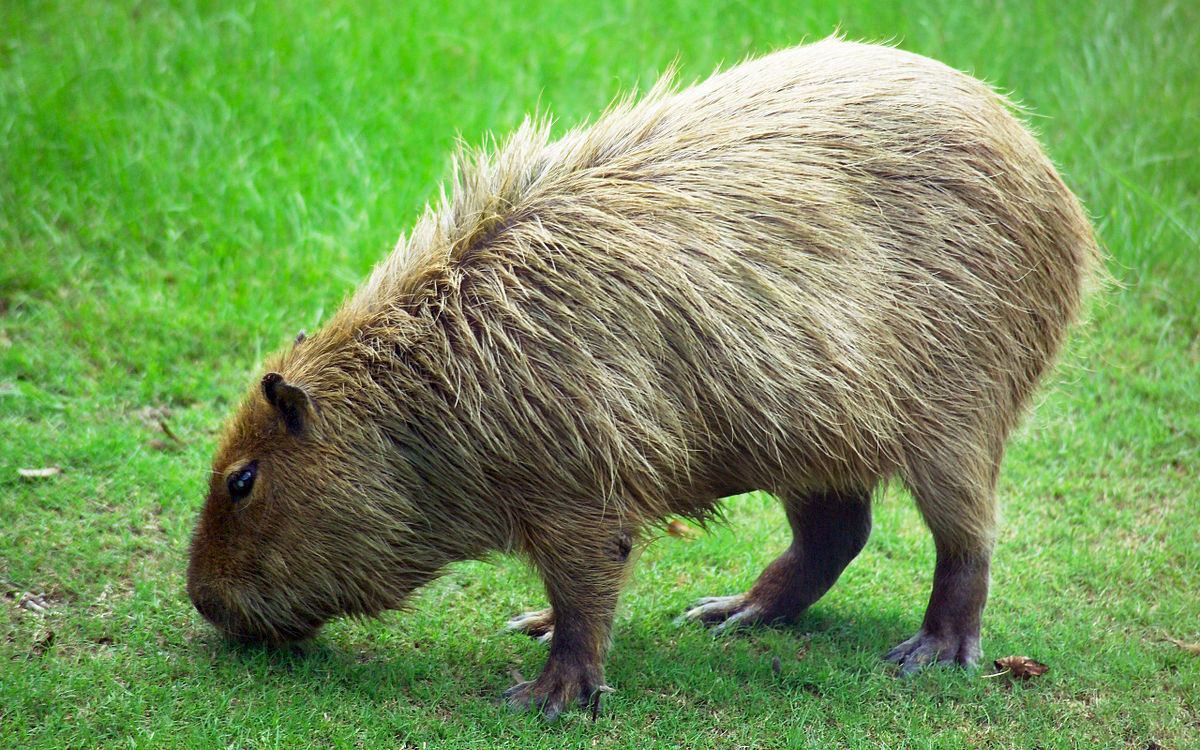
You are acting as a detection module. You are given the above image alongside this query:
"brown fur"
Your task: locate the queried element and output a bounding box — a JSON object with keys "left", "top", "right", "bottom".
{"left": 187, "top": 38, "right": 1102, "bottom": 718}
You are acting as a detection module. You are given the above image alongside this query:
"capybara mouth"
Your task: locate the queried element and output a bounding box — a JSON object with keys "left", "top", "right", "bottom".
{"left": 189, "top": 583, "right": 320, "bottom": 645}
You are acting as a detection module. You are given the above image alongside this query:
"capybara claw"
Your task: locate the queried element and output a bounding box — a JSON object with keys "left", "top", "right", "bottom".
{"left": 585, "top": 684, "right": 614, "bottom": 720}
{"left": 503, "top": 680, "right": 562, "bottom": 720}
{"left": 502, "top": 680, "right": 531, "bottom": 705}
{"left": 503, "top": 676, "right": 608, "bottom": 721}
{"left": 680, "top": 594, "right": 742, "bottom": 623}
{"left": 710, "top": 604, "right": 767, "bottom": 636}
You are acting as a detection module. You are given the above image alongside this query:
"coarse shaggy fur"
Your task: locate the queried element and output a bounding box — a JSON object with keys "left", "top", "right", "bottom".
{"left": 188, "top": 37, "right": 1102, "bottom": 717}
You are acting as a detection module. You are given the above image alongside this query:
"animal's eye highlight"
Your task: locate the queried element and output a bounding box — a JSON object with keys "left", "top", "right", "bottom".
{"left": 227, "top": 462, "right": 258, "bottom": 502}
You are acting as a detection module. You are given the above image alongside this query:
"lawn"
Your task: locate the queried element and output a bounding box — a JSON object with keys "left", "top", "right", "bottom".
{"left": 2, "top": 0, "right": 1197, "bottom": 747}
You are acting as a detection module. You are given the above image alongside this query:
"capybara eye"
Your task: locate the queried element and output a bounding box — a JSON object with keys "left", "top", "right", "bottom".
{"left": 227, "top": 462, "right": 257, "bottom": 502}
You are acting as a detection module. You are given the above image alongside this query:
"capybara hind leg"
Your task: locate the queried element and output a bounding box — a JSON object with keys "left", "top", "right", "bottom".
{"left": 884, "top": 549, "right": 989, "bottom": 673}
{"left": 886, "top": 471, "right": 995, "bottom": 673}
{"left": 683, "top": 488, "right": 872, "bottom": 630}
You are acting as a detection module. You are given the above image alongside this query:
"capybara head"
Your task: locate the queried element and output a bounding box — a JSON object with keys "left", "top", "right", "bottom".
{"left": 186, "top": 361, "right": 454, "bottom": 644}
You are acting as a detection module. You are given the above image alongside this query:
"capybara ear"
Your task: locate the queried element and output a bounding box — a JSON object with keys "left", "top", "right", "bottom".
{"left": 294, "top": 329, "right": 307, "bottom": 347}
{"left": 261, "top": 371, "right": 313, "bottom": 435}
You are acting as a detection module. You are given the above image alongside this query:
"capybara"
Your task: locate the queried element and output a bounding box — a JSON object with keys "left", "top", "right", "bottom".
{"left": 187, "top": 38, "right": 1101, "bottom": 719}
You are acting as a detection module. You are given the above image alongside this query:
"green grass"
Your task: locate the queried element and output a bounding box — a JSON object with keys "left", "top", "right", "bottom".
{"left": 2, "top": 0, "right": 1198, "bottom": 746}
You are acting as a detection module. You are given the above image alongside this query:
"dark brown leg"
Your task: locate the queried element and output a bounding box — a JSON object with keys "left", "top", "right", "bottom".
{"left": 884, "top": 547, "right": 989, "bottom": 672}
{"left": 505, "top": 528, "right": 632, "bottom": 646}
{"left": 885, "top": 461, "right": 996, "bottom": 673}
{"left": 682, "top": 488, "right": 872, "bottom": 629}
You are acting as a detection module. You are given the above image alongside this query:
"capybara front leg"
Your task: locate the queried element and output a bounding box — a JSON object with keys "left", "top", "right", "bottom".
{"left": 503, "top": 589, "right": 616, "bottom": 720}
{"left": 505, "top": 528, "right": 632, "bottom": 648}
{"left": 683, "top": 488, "right": 872, "bottom": 630}
{"left": 503, "top": 530, "right": 628, "bottom": 720}
{"left": 884, "top": 548, "right": 990, "bottom": 674}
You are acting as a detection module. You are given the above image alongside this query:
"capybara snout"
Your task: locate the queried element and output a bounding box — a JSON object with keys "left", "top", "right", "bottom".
{"left": 187, "top": 582, "right": 324, "bottom": 645}
{"left": 186, "top": 558, "right": 324, "bottom": 645}
{"left": 188, "top": 38, "right": 1101, "bottom": 719}
{"left": 186, "top": 581, "right": 278, "bottom": 645}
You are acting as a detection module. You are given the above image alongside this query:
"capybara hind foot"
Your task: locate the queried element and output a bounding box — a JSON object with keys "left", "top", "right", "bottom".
{"left": 884, "top": 628, "right": 982, "bottom": 675}
{"left": 505, "top": 607, "right": 554, "bottom": 644}
{"left": 683, "top": 489, "right": 873, "bottom": 635}
{"left": 502, "top": 661, "right": 611, "bottom": 721}
{"left": 680, "top": 595, "right": 772, "bottom": 634}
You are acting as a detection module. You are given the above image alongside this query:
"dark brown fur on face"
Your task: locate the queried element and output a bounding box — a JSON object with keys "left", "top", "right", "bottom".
{"left": 187, "top": 38, "right": 1102, "bottom": 720}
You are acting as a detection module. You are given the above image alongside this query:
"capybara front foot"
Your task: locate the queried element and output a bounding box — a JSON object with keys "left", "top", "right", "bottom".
{"left": 502, "top": 662, "right": 611, "bottom": 721}
{"left": 505, "top": 607, "right": 554, "bottom": 644}
{"left": 679, "top": 594, "right": 770, "bottom": 634}
{"left": 884, "top": 627, "right": 982, "bottom": 675}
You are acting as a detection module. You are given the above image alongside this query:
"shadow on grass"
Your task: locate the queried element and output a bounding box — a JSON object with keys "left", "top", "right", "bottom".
{"left": 184, "top": 602, "right": 921, "bottom": 714}
{"left": 615, "top": 606, "right": 916, "bottom": 679}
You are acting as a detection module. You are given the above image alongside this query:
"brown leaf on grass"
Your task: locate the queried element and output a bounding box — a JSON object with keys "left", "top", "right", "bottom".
{"left": 17, "top": 467, "right": 61, "bottom": 479}
{"left": 666, "top": 519, "right": 699, "bottom": 541}
{"left": 992, "top": 655, "right": 1049, "bottom": 680}
{"left": 32, "top": 629, "right": 55, "bottom": 657}
{"left": 1162, "top": 635, "right": 1200, "bottom": 655}
{"left": 157, "top": 418, "right": 184, "bottom": 445}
